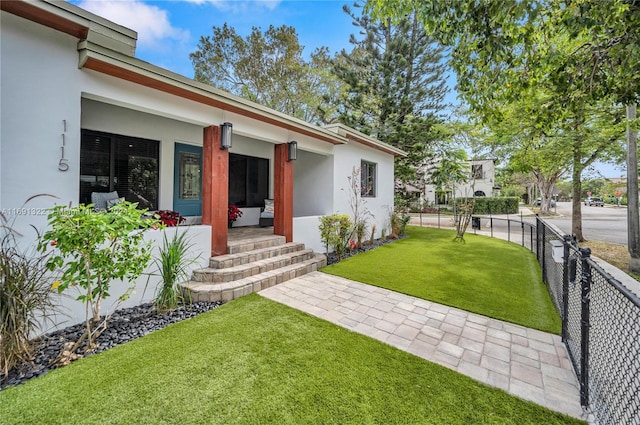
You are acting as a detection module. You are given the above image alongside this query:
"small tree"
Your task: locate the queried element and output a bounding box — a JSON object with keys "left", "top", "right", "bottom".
{"left": 344, "top": 166, "right": 374, "bottom": 248}
{"left": 39, "top": 202, "right": 158, "bottom": 358}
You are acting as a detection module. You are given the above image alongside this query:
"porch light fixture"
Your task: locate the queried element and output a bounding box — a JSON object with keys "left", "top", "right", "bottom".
{"left": 220, "top": 122, "right": 233, "bottom": 149}
{"left": 287, "top": 140, "right": 297, "bottom": 161}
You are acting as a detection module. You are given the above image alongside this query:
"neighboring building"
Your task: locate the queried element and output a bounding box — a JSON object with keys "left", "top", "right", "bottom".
{"left": 1, "top": 0, "right": 404, "bottom": 330}
{"left": 422, "top": 158, "right": 499, "bottom": 205}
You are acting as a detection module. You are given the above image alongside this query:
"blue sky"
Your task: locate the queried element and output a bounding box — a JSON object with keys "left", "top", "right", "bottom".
{"left": 69, "top": 0, "right": 625, "bottom": 177}
{"left": 72, "top": 0, "right": 361, "bottom": 79}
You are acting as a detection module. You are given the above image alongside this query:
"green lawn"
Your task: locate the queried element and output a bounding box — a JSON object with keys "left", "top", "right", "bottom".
{"left": 0, "top": 295, "right": 582, "bottom": 424}
{"left": 323, "top": 226, "right": 561, "bottom": 334}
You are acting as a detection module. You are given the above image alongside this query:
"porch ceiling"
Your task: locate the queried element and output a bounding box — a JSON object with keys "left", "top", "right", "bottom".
{"left": 77, "top": 42, "right": 348, "bottom": 147}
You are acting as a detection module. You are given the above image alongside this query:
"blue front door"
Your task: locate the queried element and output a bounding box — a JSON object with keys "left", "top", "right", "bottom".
{"left": 173, "top": 143, "right": 202, "bottom": 217}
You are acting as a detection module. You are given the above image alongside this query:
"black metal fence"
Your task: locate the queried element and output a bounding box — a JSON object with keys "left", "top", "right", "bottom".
{"left": 468, "top": 214, "right": 640, "bottom": 425}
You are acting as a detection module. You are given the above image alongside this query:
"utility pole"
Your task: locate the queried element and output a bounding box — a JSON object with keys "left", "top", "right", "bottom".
{"left": 626, "top": 104, "right": 640, "bottom": 272}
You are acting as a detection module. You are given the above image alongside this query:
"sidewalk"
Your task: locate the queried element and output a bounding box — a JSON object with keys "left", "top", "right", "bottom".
{"left": 260, "top": 271, "right": 587, "bottom": 421}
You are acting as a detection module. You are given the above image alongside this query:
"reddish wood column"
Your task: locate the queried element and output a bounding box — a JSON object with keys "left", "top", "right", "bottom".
{"left": 202, "top": 125, "right": 229, "bottom": 256}
{"left": 274, "top": 143, "right": 294, "bottom": 242}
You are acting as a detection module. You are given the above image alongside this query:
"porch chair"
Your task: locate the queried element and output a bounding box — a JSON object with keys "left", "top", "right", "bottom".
{"left": 259, "top": 199, "right": 274, "bottom": 227}
{"left": 91, "top": 191, "right": 122, "bottom": 211}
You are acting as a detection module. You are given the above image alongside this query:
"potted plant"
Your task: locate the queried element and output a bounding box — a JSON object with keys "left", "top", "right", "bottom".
{"left": 228, "top": 205, "right": 243, "bottom": 228}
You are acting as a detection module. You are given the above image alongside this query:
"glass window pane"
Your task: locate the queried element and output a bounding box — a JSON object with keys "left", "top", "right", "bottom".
{"left": 80, "top": 133, "right": 111, "bottom": 205}
{"left": 114, "top": 137, "right": 159, "bottom": 210}
{"left": 179, "top": 152, "right": 201, "bottom": 200}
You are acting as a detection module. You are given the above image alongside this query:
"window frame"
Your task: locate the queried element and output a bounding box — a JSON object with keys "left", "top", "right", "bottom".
{"left": 80, "top": 129, "right": 160, "bottom": 210}
{"left": 361, "top": 160, "right": 377, "bottom": 198}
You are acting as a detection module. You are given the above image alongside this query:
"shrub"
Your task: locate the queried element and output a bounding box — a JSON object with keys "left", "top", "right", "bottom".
{"left": 153, "top": 230, "right": 199, "bottom": 312}
{"left": 318, "top": 214, "right": 352, "bottom": 260}
{"left": 39, "top": 202, "right": 158, "bottom": 359}
{"left": 0, "top": 231, "right": 56, "bottom": 378}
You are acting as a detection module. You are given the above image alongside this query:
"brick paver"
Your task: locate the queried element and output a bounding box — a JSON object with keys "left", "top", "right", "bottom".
{"left": 260, "top": 271, "right": 587, "bottom": 420}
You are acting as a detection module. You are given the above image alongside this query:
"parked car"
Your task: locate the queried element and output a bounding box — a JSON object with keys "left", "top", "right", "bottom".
{"left": 535, "top": 198, "right": 557, "bottom": 207}
{"left": 585, "top": 197, "right": 604, "bottom": 206}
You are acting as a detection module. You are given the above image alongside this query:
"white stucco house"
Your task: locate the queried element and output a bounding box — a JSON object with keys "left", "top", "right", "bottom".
{"left": 422, "top": 158, "right": 499, "bottom": 205}
{"left": 0, "top": 0, "right": 404, "bottom": 331}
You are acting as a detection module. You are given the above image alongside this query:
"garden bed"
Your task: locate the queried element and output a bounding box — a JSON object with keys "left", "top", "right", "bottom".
{"left": 1, "top": 301, "right": 221, "bottom": 391}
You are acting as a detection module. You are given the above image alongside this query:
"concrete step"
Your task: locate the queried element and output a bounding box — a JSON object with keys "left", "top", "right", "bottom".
{"left": 192, "top": 249, "right": 316, "bottom": 283}
{"left": 210, "top": 242, "right": 306, "bottom": 269}
{"left": 227, "top": 234, "right": 286, "bottom": 254}
{"left": 181, "top": 254, "right": 327, "bottom": 303}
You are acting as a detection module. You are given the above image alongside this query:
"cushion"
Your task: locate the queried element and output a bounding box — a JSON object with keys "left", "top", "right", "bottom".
{"left": 91, "top": 191, "right": 119, "bottom": 211}
{"left": 263, "top": 199, "right": 274, "bottom": 214}
{"left": 106, "top": 197, "right": 125, "bottom": 209}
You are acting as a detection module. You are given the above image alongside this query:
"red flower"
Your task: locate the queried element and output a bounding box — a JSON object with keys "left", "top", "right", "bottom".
{"left": 155, "top": 210, "right": 185, "bottom": 227}
{"left": 349, "top": 239, "right": 356, "bottom": 250}
{"left": 50, "top": 240, "right": 57, "bottom": 247}
{"left": 228, "top": 205, "right": 243, "bottom": 222}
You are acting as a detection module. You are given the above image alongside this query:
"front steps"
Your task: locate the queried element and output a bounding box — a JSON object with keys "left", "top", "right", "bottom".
{"left": 180, "top": 234, "right": 326, "bottom": 303}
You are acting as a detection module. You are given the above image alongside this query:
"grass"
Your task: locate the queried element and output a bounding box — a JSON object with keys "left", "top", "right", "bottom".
{"left": 323, "top": 226, "right": 561, "bottom": 334}
{"left": 0, "top": 294, "right": 583, "bottom": 425}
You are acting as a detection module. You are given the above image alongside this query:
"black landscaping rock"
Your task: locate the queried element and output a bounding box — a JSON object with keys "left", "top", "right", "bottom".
{"left": 0, "top": 301, "right": 222, "bottom": 391}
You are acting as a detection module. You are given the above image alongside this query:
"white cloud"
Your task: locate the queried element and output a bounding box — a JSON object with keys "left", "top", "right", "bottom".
{"left": 77, "top": 1, "right": 190, "bottom": 49}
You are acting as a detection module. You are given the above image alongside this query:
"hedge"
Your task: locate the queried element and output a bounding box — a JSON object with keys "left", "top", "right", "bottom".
{"left": 452, "top": 197, "right": 519, "bottom": 214}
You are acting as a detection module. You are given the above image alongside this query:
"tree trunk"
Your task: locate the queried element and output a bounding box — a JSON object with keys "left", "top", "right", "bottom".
{"left": 571, "top": 161, "right": 584, "bottom": 241}
{"left": 626, "top": 104, "right": 640, "bottom": 272}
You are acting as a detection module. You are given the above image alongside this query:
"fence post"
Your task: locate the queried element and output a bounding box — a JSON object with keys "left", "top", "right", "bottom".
{"left": 507, "top": 220, "right": 511, "bottom": 242}
{"left": 579, "top": 247, "right": 592, "bottom": 408}
{"left": 541, "top": 217, "right": 547, "bottom": 283}
{"left": 530, "top": 225, "right": 533, "bottom": 251}
{"left": 561, "top": 235, "right": 571, "bottom": 342}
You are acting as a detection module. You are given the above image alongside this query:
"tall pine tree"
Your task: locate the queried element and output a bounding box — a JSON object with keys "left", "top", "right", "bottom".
{"left": 333, "top": 3, "right": 449, "bottom": 197}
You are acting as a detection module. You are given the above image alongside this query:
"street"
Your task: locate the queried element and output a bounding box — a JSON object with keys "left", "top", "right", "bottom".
{"left": 542, "top": 201, "right": 628, "bottom": 245}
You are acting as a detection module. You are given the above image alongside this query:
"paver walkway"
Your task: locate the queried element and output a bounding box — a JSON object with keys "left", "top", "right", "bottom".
{"left": 260, "top": 271, "right": 587, "bottom": 421}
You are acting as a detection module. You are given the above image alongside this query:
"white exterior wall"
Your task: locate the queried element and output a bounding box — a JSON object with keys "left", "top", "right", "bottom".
{"left": 332, "top": 143, "right": 396, "bottom": 239}
{"left": 1, "top": 13, "right": 84, "bottom": 238}
{"left": 293, "top": 150, "right": 334, "bottom": 217}
{"left": 423, "top": 159, "right": 497, "bottom": 204}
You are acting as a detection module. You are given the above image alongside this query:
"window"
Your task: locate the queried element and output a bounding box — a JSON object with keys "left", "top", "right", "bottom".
{"left": 80, "top": 130, "right": 159, "bottom": 210}
{"left": 472, "top": 164, "right": 483, "bottom": 180}
{"left": 361, "top": 161, "right": 377, "bottom": 197}
{"left": 228, "top": 153, "right": 269, "bottom": 207}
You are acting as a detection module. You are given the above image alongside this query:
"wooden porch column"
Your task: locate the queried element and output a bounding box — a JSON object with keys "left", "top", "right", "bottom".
{"left": 202, "top": 125, "right": 229, "bottom": 256}
{"left": 274, "top": 143, "right": 294, "bottom": 242}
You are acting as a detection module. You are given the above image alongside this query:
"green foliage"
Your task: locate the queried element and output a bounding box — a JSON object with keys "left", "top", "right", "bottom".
{"left": 39, "top": 202, "right": 158, "bottom": 353}
{"left": 454, "top": 197, "right": 520, "bottom": 215}
{"left": 355, "top": 222, "right": 367, "bottom": 249}
{"left": 0, "top": 232, "right": 56, "bottom": 378}
{"left": 190, "top": 23, "right": 341, "bottom": 124}
{"left": 333, "top": 3, "right": 448, "bottom": 191}
{"left": 318, "top": 214, "right": 352, "bottom": 259}
{"left": 153, "top": 230, "right": 199, "bottom": 312}
{"left": 388, "top": 209, "right": 411, "bottom": 238}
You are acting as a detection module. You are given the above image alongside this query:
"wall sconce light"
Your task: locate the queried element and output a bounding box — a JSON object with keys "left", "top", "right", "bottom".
{"left": 220, "top": 122, "right": 233, "bottom": 149}
{"left": 287, "top": 140, "right": 297, "bottom": 161}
